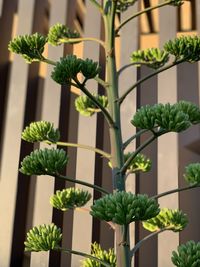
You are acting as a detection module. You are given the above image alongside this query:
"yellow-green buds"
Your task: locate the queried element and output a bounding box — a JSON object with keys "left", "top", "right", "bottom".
{"left": 124, "top": 152, "right": 152, "bottom": 173}
{"left": 90, "top": 192, "right": 160, "bottom": 225}
{"left": 8, "top": 33, "right": 47, "bottom": 63}
{"left": 50, "top": 187, "right": 91, "bottom": 211}
{"left": 24, "top": 224, "right": 62, "bottom": 252}
{"left": 164, "top": 35, "right": 200, "bottom": 63}
{"left": 48, "top": 23, "right": 80, "bottom": 46}
{"left": 143, "top": 208, "right": 188, "bottom": 232}
{"left": 75, "top": 94, "right": 108, "bottom": 116}
{"left": 22, "top": 121, "right": 60, "bottom": 143}
{"left": 81, "top": 242, "right": 116, "bottom": 267}
{"left": 131, "top": 48, "right": 169, "bottom": 69}
{"left": 131, "top": 101, "right": 200, "bottom": 133}
{"left": 184, "top": 163, "right": 200, "bottom": 186}
{"left": 20, "top": 148, "right": 68, "bottom": 176}
{"left": 171, "top": 241, "right": 200, "bottom": 267}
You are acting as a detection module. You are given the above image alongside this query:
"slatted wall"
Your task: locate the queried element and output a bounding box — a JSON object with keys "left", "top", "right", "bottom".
{"left": 0, "top": 1, "right": 199, "bottom": 267}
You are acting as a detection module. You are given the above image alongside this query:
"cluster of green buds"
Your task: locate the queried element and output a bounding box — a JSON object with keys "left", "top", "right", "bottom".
{"left": 116, "top": 0, "right": 137, "bottom": 12}
{"left": 131, "top": 101, "right": 200, "bottom": 133}
{"left": 24, "top": 224, "right": 62, "bottom": 252}
{"left": 48, "top": 23, "right": 80, "bottom": 46}
{"left": 8, "top": 33, "right": 47, "bottom": 63}
{"left": 81, "top": 242, "right": 116, "bottom": 267}
{"left": 22, "top": 121, "right": 60, "bottom": 143}
{"left": 131, "top": 48, "right": 169, "bottom": 69}
{"left": 164, "top": 35, "right": 200, "bottom": 63}
{"left": 50, "top": 187, "right": 91, "bottom": 211}
{"left": 124, "top": 152, "right": 152, "bottom": 173}
{"left": 167, "top": 0, "right": 185, "bottom": 6}
{"left": 143, "top": 208, "right": 188, "bottom": 233}
{"left": 172, "top": 241, "right": 200, "bottom": 267}
{"left": 90, "top": 192, "right": 160, "bottom": 225}
{"left": 184, "top": 163, "right": 200, "bottom": 186}
{"left": 20, "top": 148, "right": 68, "bottom": 176}
{"left": 75, "top": 94, "right": 108, "bottom": 116}
{"left": 51, "top": 55, "right": 100, "bottom": 85}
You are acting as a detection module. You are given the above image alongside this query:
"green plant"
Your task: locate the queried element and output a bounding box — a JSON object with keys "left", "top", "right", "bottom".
{"left": 9, "top": 0, "right": 200, "bottom": 266}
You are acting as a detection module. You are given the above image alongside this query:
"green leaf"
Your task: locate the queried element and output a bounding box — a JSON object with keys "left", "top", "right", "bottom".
{"left": 90, "top": 192, "right": 160, "bottom": 225}
{"left": 50, "top": 187, "right": 91, "bottom": 211}
{"left": 143, "top": 208, "right": 188, "bottom": 232}
{"left": 24, "top": 223, "right": 62, "bottom": 252}
{"left": 48, "top": 23, "right": 80, "bottom": 46}
{"left": 8, "top": 33, "right": 47, "bottom": 63}
{"left": 22, "top": 121, "right": 60, "bottom": 143}
{"left": 20, "top": 148, "right": 68, "bottom": 176}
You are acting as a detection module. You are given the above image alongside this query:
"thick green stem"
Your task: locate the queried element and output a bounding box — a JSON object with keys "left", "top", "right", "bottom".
{"left": 58, "top": 247, "right": 112, "bottom": 267}
{"left": 103, "top": 2, "right": 130, "bottom": 267}
{"left": 53, "top": 173, "right": 109, "bottom": 195}
{"left": 60, "top": 37, "right": 106, "bottom": 49}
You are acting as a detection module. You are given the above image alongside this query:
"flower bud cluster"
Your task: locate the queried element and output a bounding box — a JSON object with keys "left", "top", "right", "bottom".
{"left": 90, "top": 192, "right": 160, "bottom": 225}
{"left": 184, "top": 163, "right": 200, "bottom": 186}
{"left": 20, "top": 148, "right": 68, "bottom": 176}
{"left": 22, "top": 121, "right": 60, "bottom": 143}
{"left": 50, "top": 187, "right": 91, "bottom": 211}
{"left": 24, "top": 224, "right": 62, "bottom": 252}
{"left": 172, "top": 241, "right": 200, "bottom": 267}
{"left": 143, "top": 208, "right": 188, "bottom": 233}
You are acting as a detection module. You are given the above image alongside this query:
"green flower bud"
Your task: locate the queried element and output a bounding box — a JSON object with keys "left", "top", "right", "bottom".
{"left": 24, "top": 223, "right": 62, "bottom": 252}
{"left": 131, "top": 48, "right": 169, "bottom": 69}
{"left": 143, "top": 208, "right": 188, "bottom": 232}
{"left": 50, "top": 187, "right": 91, "bottom": 211}
{"left": 131, "top": 102, "right": 198, "bottom": 133}
{"left": 171, "top": 241, "right": 200, "bottom": 267}
{"left": 81, "top": 242, "right": 116, "bottom": 267}
{"left": 20, "top": 148, "right": 68, "bottom": 176}
{"left": 164, "top": 35, "right": 200, "bottom": 63}
{"left": 51, "top": 55, "right": 82, "bottom": 85}
{"left": 8, "top": 33, "right": 47, "bottom": 63}
{"left": 80, "top": 58, "right": 100, "bottom": 79}
{"left": 90, "top": 192, "right": 160, "bottom": 225}
{"left": 75, "top": 94, "right": 108, "bottom": 116}
{"left": 124, "top": 152, "right": 152, "bottom": 173}
{"left": 184, "top": 163, "right": 200, "bottom": 186}
{"left": 167, "top": 0, "right": 184, "bottom": 7}
{"left": 48, "top": 23, "right": 80, "bottom": 46}
{"left": 116, "top": 0, "right": 137, "bottom": 12}
{"left": 22, "top": 121, "right": 60, "bottom": 143}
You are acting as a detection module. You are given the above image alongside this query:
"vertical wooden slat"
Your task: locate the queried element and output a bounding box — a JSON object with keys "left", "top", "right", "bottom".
{"left": 118, "top": 3, "right": 139, "bottom": 267}
{"left": 0, "top": 0, "right": 35, "bottom": 266}
{"left": 71, "top": 1, "right": 101, "bottom": 266}
{"left": 158, "top": 5, "right": 178, "bottom": 267}
{"left": 30, "top": 1, "right": 68, "bottom": 267}
{"left": 137, "top": 66, "right": 158, "bottom": 267}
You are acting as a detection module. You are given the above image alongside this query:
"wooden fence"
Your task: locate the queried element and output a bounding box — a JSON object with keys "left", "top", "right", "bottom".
{"left": 0, "top": 0, "right": 199, "bottom": 267}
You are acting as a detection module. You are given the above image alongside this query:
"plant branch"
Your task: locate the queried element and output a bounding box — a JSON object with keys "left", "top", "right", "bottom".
{"left": 45, "top": 140, "right": 111, "bottom": 159}
{"left": 152, "top": 184, "right": 200, "bottom": 200}
{"left": 60, "top": 37, "right": 106, "bottom": 49}
{"left": 120, "top": 135, "right": 157, "bottom": 175}
{"left": 53, "top": 173, "right": 109, "bottom": 195}
{"left": 115, "top": 0, "right": 171, "bottom": 34}
{"left": 58, "top": 247, "right": 112, "bottom": 267}
{"left": 123, "top": 129, "right": 148, "bottom": 150}
{"left": 94, "top": 76, "right": 110, "bottom": 90}
{"left": 41, "top": 57, "right": 57, "bottom": 66}
{"left": 118, "top": 59, "right": 184, "bottom": 105}
{"left": 89, "top": 0, "right": 103, "bottom": 13}
{"left": 74, "top": 79, "right": 116, "bottom": 128}
{"left": 130, "top": 229, "right": 165, "bottom": 258}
